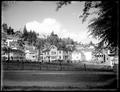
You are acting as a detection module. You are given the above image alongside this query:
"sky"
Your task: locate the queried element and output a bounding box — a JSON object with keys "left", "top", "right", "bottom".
{"left": 2, "top": 1, "right": 99, "bottom": 44}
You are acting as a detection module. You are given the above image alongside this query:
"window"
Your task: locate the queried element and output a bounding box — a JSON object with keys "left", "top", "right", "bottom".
{"left": 52, "top": 46, "right": 55, "bottom": 49}
{"left": 59, "top": 56, "right": 61, "bottom": 59}
{"left": 51, "top": 56, "right": 56, "bottom": 59}
{"left": 51, "top": 51, "right": 56, "bottom": 55}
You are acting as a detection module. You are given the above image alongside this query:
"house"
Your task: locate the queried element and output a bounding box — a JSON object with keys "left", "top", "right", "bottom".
{"left": 92, "top": 48, "right": 110, "bottom": 64}
{"left": 107, "top": 49, "right": 119, "bottom": 66}
{"left": 24, "top": 44, "right": 38, "bottom": 61}
{"left": 41, "top": 45, "right": 57, "bottom": 62}
{"left": 71, "top": 43, "right": 95, "bottom": 63}
{"left": 57, "top": 49, "right": 71, "bottom": 62}
{"left": 40, "top": 45, "right": 70, "bottom": 62}
{"left": 6, "top": 35, "right": 19, "bottom": 48}
{"left": 71, "top": 50, "right": 82, "bottom": 63}
{"left": 1, "top": 48, "right": 25, "bottom": 61}
{"left": 2, "top": 35, "right": 25, "bottom": 61}
{"left": 8, "top": 49, "right": 25, "bottom": 61}
{"left": 92, "top": 51, "right": 106, "bottom": 63}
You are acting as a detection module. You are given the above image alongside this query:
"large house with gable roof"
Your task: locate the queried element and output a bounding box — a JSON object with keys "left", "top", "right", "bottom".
{"left": 40, "top": 45, "right": 71, "bottom": 62}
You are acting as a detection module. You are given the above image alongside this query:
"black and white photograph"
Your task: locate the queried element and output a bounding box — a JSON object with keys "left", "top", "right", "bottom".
{"left": 1, "top": 1, "right": 119, "bottom": 91}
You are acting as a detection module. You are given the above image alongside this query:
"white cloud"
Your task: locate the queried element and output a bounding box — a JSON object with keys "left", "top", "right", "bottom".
{"left": 26, "top": 18, "right": 98, "bottom": 43}
{"left": 26, "top": 18, "right": 61, "bottom": 35}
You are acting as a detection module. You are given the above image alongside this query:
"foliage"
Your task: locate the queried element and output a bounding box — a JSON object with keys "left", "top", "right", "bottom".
{"left": 7, "top": 27, "right": 15, "bottom": 35}
{"left": 56, "top": 1, "right": 71, "bottom": 11}
{"left": 56, "top": 1, "right": 119, "bottom": 54}
{"left": 17, "top": 39, "right": 25, "bottom": 50}
{"left": 22, "top": 25, "right": 29, "bottom": 42}
{"left": 2, "top": 23, "right": 15, "bottom": 35}
{"left": 87, "top": 1, "right": 119, "bottom": 53}
{"left": 45, "top": 31, "right": 76, "bottom": 52}
{"left": 22, "top": 25, "right": 37, "bottom": 46}
{"left": 46, "top": 31, "right": 59, "bottom": 46}
{"left": 35, "top": 38, "right": 45, "bottom": 49}
{"left": 2, "top": 24, "right": 78, "bottom": 55}
{"left": 2, "top": 24, "right": 78, "bottom": 56}
{"left": 2, "top": 23, "right": 8, "bottom": 33}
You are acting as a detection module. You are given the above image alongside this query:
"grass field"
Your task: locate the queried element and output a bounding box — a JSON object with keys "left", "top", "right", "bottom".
{"left": 1, "top": 61, "right": 118, "bottom": 91}
{"left": 2, "top": 70, "right": 118, "bottom": 91}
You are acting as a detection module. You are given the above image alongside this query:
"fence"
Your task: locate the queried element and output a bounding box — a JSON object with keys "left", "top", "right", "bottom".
{"left": 2, "top": 60, "right": 113, "bottom": 71}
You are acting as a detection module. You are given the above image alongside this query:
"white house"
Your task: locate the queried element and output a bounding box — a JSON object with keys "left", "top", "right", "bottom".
{"left": 24, "top": 45, "right": 38, "bottom": 61}
{"left": 91, "top": 48, "right": 113, "bottom": 67}
{"left": 41, "top": 45, "right": 58, "bottom": 62}
{"left": 9, "top": 49, "right": 25, "bottom": 61}
{"left": 71, "top": 51, "right": 82, "bottom": 63}
{"left": 71, "top": 43, "right": 95, "bottom": 63}
{"left": 40, "top": 45, "right": 70, "bottom": 62}
{"left": 2, "top": 35, "right": 25, "bottom": 61}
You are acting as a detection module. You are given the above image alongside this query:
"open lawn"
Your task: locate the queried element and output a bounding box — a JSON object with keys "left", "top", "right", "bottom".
{"left": 2, "top": 70, "right": 118, "bottom": 91}
{"left": 1, "top": 61, "right": 118, "bottom": 91}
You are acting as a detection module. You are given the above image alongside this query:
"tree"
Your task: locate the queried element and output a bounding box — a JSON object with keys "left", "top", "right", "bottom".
{"left": 35, "top": 38, "right": 45, "bottom": 62}
{"left": 30, "top": 31, "right": 37, "bottom": 46}
{"left": 2, "top": 24, "right": 8, "bottom": 42}
{"left": 2, "top": 23, "right": 15, "bottom": 35}
{"left": 7, "top": 26, "right": 15, "bottom": 35}
{"left": 62, "top": 38, "right": 76, "bottom": 52}
{"left": 22, "top": 26, "right": 38, "bottom": 46}
{"left": 46, "top": 31, "right": 59, "bottom": 46}
{"left": 22, "top": 25, "right": 28, "bottom": 41}
{"left": 86, "top": 1, "right": 119, "bottom": 54}
{"left": 2, "top": 23, "right": 8, "bottom": 33}
{"left": 57, "top": 39, "right": 66, "bottom": 51}
{"left": 56, "top": 1, "right": 119, "bottom": 54}
{"left": 46, "top": 31, "right": 76, "bottom": 52}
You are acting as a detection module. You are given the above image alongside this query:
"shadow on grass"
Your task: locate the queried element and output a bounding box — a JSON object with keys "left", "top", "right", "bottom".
{"left": 2, "top": 78, "right": 118, "bottom": 91}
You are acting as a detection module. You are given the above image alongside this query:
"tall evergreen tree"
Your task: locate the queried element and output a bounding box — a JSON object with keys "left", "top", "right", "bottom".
{"left": 22, "top": 25, "right": 28, "bottom": 41}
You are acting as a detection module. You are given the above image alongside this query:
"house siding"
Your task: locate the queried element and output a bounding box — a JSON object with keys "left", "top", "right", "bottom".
{"left": 40, "top": 45, "right": 70, "bottom": 62}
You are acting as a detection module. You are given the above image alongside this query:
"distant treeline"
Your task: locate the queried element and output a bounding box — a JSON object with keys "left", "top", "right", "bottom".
{"left": 2, "top": 23, "right": 79, "bottom": 52}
